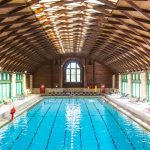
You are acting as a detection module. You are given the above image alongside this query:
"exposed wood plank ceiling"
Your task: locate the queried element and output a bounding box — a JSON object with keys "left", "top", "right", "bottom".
{"left": 0, "top": 0, "right": 149, "bottom": 73}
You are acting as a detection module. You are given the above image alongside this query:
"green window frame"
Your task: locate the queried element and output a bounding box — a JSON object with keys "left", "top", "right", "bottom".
{"left": 147, "top": 73, "right": 150, "bottom": 102}
{"left": 131, "top": 73, "right": 141, "bottom": 98}
{"left": 16, "top": 74, "right": 23, "bottom": 96}
{"left": 121, "top": 74, "right": 128, "bottom": 94}
{"left": 0, "top": 73, "right": 11, "bottom": 103}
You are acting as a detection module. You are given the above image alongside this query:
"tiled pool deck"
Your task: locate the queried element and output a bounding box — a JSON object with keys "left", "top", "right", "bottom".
{"left": 105, "top": 94, "right": 150, "bottom": 131}
{"left": 0, "top": 95, "right": 42, "bottom": 128}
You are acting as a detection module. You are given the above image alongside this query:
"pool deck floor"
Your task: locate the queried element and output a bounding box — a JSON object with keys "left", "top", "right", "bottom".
{"left": 0, "top": 95, "right": 42, "bottom": 128}
{"left": 104, "top": 94, "right": 150, "bottom": 132}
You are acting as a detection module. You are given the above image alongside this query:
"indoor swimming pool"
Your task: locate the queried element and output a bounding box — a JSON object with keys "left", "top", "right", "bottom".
{"left": 0, "top": 97, "right": 150, "bottom": 150}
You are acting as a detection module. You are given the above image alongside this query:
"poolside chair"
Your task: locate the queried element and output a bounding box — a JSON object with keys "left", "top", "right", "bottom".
{"left": 109, "top": 91, "right": 115, "bottom": 94}
{"left": 120, "top": 94, "right": 129, "bottom": 99}
{"left": 135, "top": 97, "right": 140, "bottom": 102}
{"left": 90, "top": 92, "right": 93, "bottom": 96}
{"left": 84, "top": 92, "right": 87, "bottom": 96}
{"left": 131, "top": 97, "right": 140, "bottom": 103}
{"left": 97, "top": 92, "right": 101, "bottom": 96}
{"left": 140, "top": 98, "right": 147, "bottom": 103}
{"left": 86, "top": 92, "right": 90, "bottom": 96}
{"left": 3, "top": 98, "right": 11, "bottom": 105}
{"left": 17, "top": 95, "right": 25, "bottom": 100}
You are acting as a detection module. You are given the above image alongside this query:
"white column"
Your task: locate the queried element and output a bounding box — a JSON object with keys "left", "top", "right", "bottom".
{"left": 30, "top": 75, "right": 33, "bottom": 93}
{"left": 112, "top": 74, "right": 115, "bottom": 89}
{"left": 127, "top": 73, "right": 132, "bottom": 98}
{"left": 12, "top": 73, "right": 16, "bottom": 98}
{"left": 23, "top": 74, "right": 27, "bottom": 95}
{"left": 141, "top": 72, "right": 147, "bottom": 99}
{"left": 119, "top": 74, "right": 121, "bottom": 92}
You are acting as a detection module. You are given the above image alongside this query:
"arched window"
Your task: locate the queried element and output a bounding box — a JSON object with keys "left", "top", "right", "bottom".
{"left": 65, "top": 61, "right": 81, "bottom": 83}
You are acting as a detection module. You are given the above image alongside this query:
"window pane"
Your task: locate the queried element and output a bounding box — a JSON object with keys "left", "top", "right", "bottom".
{"left": 0, "top": 74, "right": 2, "bottom": 80}
{"left": 77, "top": 69, "right": 80, "bottom": 75}
{"left": 76, "top": 64, "right": 80, "bottom": 68}
{"left": 3, "top": 74, "right": 6, "bottom": 80}
{"left": 71, "top": 75, "right": 76, "bottom": 82}
{"left": 7, "top": 74, "right": 10, "bottom": 80}
{"left": 16, "top": 82, "right": 23, "bottom": 95}
{"left": 148, "top": 84, "right": 150, "bottom": 102}
{"left": 136, "top": 74, "right": 138, "bottom": 80}
{"left": 66, "top": 69, "right": 70, "bottom": 75}
{"left": 3, "top": 84, "right": 6, "bottom": 97}
{"left": 0, "top": 84, "right": 2, "bottom": 102}
{"left": 71, "top": 63, "right": 76, "bottom": 68}
{"left": 77, "top": 75, "right": 80, "bottom": 82}
{"left": 66, "top": 75, "right": 70, "bottom": 82}
{"left": 71, "top": 69, "right": 76, "bottom": 75}
{"left": 67, "top": 64, "right": 71, "bottom": 69}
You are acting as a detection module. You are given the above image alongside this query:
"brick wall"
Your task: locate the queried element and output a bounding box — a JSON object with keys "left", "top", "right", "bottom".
{"left": 52, "top": 65, "right": 60, "bottom": 88}
{"left": 85, "top": 62, "right": 113, "bottom": 88}
{"left": 33, "top": 57, "right": 114, "bottom": 88}
{"left": 33, "top": 63, "right": 52, "bottom": 88}
{"left": 94, "top": 62, "right": 113, "bottom": 88}
{"left": 85, "top": 65, "right": 94, "bottom": 87}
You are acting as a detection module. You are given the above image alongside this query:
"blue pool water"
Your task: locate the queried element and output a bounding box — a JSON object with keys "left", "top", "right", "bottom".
{"left": 0, "top": 97, "right": 150, "bottom": 150}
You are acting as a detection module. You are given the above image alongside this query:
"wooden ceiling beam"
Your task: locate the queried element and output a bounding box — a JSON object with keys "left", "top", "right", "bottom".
{"left": 106, "top": 57, "right": 133, "bottom": 71}
{"left": 5, "top": 60, "right": 36, "bottom": 73}
{"left": 120, "top": 10, "right": 148, "bottom": 31}
{"left": 108, "top": 20, "right": 149, "bottom": 33}
{"left": 0, "top": 29, "right": 44, "bottom": 40}
{"left": 0, "top": 0, "right": 11, "bottom": 7}
{"left": 100, "top": 42, "right": 149, "bottom": 62}
{"left": 0, "top": 12, "right": 33, "bottom": 18}
{"left": 125, "top": 0, "right": 150, "bottom": 20}
{"left": 0, "top": 2, "right": 26, "bottom": 8}
{"left": 0, "top": 32, "right": 46, "bottom": 48}
{"left": 1, "top": 24, "right": 41, "bottom": 33}
{"left": 107, "top": 23, "right": 149, "bottom": 45}
{"left": 105, "top": 50, "right": 148, "bottom": 68}
{"left": 0, "top": 35, "right": 52, "bottom": 62}
{"left": 91, "top": 25, "right": 149, "bottom": 56}
{"left": 0, "top": 44, "right": 42, "bottom": 65}
{"left": 112, "top": 14, "right": 150, "bottom": 24}
{"left": 98, "top": 0, "right": 116, "bottom": 8}
{"left": 116, "top": 6, "right": 150, "bottom": 13}
{"left": 105, "top": 48, "right": 149, "bottom": 67}
{"left": 0, "top": 18, "right": 37, "bottom": 26}
{"left": 2, "top": 55, "right": 38, "bottom": 71}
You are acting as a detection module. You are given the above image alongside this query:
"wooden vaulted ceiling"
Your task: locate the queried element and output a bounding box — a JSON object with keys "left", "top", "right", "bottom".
{"left": 0, "top": 0, "right": 149, "bottom": 73}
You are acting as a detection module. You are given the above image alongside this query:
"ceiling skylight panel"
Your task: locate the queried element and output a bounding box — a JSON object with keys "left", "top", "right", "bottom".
{"left": 29, "top": 0, "right": 117, "bottom": 54}
{"left": 86, "top": 9, "right": 99, "bottom": 13}
{"left": 85, "top": 0, "right": 104, "bottom": 5}
{"left": 44, "top": 8, "right": 59, "bottom": 12}
{"left": 35, "top": 12, "right": 45, "bottom": 17}
{"left": 65, "top": 2, "right": 81, "bottom": 6}
{"left": 31, "top": 4, "right": 41, "bottom": 9}
{"left": 109, "top": 0, "right": 118, "bottom": 3}
{"left": 39, "top": 0, "right": 60, "bottom": 3}
{"left": 67, "top": 10, "right": 81, "bottom": 14}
